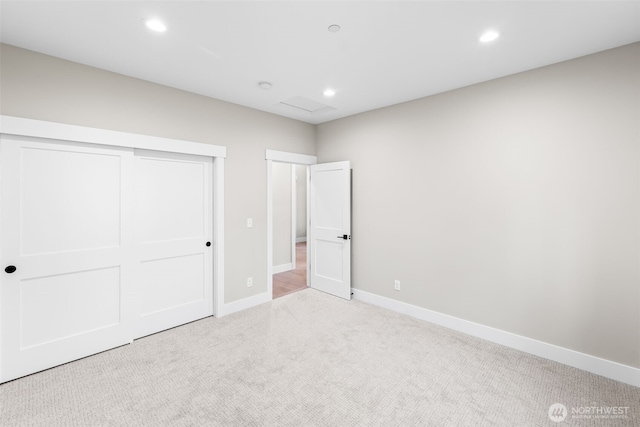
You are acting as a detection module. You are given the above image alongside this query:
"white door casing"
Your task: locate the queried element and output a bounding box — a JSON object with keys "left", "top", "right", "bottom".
{"left": 309, "top": 161, "right": 351, "bottom": 300}
{"left": 265, "top": 150, "right": 317, "bottom": 299}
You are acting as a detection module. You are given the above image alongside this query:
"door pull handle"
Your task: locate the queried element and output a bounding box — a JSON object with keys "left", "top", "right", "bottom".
{"left": 336, "top": 235, "right": 351, "bottom": 240}
{"left": 5, "top": 265, "right": 17, "bottom": 274}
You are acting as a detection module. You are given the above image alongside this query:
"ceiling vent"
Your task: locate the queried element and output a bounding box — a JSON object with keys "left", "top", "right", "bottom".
{"left": 280, "top": 96, "right": 335, "bottom": 114}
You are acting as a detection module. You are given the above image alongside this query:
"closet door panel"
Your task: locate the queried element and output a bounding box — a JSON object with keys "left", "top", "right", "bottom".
{"left": 133, "top": 150, "right": 213, "bottom": 339}
{"left": 0, "top": 136, "right": 134, "bottom": 383}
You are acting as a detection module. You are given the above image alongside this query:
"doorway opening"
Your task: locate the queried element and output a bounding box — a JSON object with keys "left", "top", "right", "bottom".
{"left": 266, "top": 150, "right": 352, "bottom": 301}
{"left": 271, "top": 162, "right": 308, "bottom": 299}
{"left": 273, "top": 241, "right": 307, "bottom": 298}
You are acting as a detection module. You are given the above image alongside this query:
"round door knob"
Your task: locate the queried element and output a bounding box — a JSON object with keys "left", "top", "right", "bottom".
{"left": 206, "top": 242, "right": 211, "bottom": 247}
{"left": 5, "top": 265, "right": 16, "bottom": 274}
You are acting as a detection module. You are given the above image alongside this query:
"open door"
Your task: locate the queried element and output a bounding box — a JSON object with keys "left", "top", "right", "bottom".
{"left": 309, "top": 161, "right": 351, "bottom": 300}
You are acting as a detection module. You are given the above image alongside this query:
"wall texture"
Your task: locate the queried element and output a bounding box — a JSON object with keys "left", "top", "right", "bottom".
{"left": 295, "top": 164, "right": 307, "bottom": 240}
{"left": 0, "top": 43, "right": 316, "bottom": 304}
{"left": 272, "top": 162, "right": 292, "bottom": 267}
{"left": 317, "top": 43, "right": 640, "bottom": 368}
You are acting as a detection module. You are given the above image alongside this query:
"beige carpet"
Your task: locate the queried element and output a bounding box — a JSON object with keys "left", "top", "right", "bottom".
{"left": 0, "top": 289, "right": 638, "bottom": 426}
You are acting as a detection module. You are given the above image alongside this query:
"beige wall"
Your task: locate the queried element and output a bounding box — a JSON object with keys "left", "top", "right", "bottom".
{"left": 317, "top": 43, "right": 640, "bottom": 368}
{"left": 0, "top": 44, "right": 316, "bottom": 304}
{"left": 295, "top": 164, "right": 307, "bottom": 240}
{"left": 272, "top": 162, "right": 292, "bottom": 267}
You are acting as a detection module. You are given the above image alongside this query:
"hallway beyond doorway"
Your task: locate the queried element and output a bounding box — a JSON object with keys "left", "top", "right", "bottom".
{"left": 273, "top": 242, "right": 307, "bottom": 299}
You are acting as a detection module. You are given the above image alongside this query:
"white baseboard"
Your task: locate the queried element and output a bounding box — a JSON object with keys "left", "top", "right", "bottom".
{"left": 273, "top": 263, "right": 293, "bottom": 274}
{"left": 296, "top": 237, "right": 307, "bottom": 243}
{"left": 218, "top": 291, "right": 271, "bottom": 317}
{"left": 352, "top": 289, "right": 640, "bottom": 388}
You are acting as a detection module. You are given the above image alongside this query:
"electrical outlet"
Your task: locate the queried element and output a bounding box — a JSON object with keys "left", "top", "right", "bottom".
{"left": 247, "top": 218, "right": 253, "bottom": 228}
{"left": 394, "top": 280, "right": 401, "bottom": 291}
{"left": 247, "top": 277, "right": 253, "bottom": 287}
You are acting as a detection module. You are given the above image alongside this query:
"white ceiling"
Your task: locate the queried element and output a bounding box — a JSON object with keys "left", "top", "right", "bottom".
{"left": 1, "top": 1, "right": 639, "bottom": 124}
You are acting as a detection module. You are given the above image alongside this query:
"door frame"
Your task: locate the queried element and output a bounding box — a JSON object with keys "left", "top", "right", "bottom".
{"left": 265, "top": 150, "right": 316, "bottom": 300}
{"left": 0, "top": 115, "right": 227, "bottom": 321}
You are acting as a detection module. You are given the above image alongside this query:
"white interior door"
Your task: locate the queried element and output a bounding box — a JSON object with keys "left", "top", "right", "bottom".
{"left": 309, "top": 161, "right": 351, "bottom": 300}
{"left": 133, "top": 150, "right": 213, "bottom": 338}
{"left": 0, "top": 135, "right": 134, "bottom": 383}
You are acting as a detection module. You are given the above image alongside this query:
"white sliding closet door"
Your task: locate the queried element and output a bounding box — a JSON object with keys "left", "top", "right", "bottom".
{"left": 0, "top": 136, "right": 134, "bottom": 382}
{"left": 133, "top": 150, "right": 213, "bottom": 338}
{"left": 0, "top": 138, "right": 215, "bottom": 383}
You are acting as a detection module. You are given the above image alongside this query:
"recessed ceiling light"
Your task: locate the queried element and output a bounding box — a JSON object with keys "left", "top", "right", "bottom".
{"left": 145, "top": 19, "right": 167, "bottom": 32}
{"left": 258, "top": 81, "right": 273, "bottom": 90}
{"left": 479, "top": 30, "right": 499, "bottom": 43}
{"left": 323, "top": 89, "right": 336, "bottom": 97}
{"left": 328, "top": 24, "right": 341, "bottom": 33}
